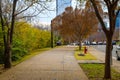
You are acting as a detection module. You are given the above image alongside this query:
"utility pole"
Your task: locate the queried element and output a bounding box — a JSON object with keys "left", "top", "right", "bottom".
{"left": 51, "top": 20, "right": 54, "bottom": 48}
{"left": 50, "top": 0, "right": 58, "bottom": 48}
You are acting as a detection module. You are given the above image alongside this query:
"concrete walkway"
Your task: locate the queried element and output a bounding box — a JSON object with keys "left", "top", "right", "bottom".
{"left": 0, "top": 46, "right": 88, "bottom": 80}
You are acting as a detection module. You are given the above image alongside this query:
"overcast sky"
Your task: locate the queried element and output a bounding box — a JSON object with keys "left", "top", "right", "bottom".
{"left": 33, "top": 0, "right": 120, "bottom": 25}
{"left": 32, "top": 0, "right": 77, "bottom": 25}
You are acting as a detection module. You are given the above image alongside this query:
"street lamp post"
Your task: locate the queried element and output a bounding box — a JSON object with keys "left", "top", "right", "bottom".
{"left": 51, "top": 20, "right": 54, "bottom": 48}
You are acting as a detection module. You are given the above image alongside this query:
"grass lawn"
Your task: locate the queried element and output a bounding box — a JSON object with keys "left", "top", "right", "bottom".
{"left": 74, "top": 47, "right": 97, "bottom": 60}
{"left": 80, "top": 63, "right": 120, "bottom": 80}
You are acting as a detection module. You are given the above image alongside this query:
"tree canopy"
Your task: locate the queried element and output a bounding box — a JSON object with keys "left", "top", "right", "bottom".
{"left": 52, "top": 4, "right": 99, "bottom": 49}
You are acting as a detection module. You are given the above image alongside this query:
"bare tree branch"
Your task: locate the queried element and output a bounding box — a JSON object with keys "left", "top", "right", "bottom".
{"left": 10, "top": 0, "right": 18, "bottom": 43}
{"left": 15, "top": 2, "right": 34, "bottom": 16}
{"left": 0, "top": 0, "right": 7, "bottom": 45}
{"left": 90, "top": 0, "right": 109, "bottom": 35}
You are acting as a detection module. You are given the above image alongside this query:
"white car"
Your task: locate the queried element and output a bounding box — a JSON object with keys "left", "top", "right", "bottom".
{"left": 116, "top": 45, "right": 120, "bottom": 60}
{"left": 91, "top": 42, "right": 97, "bottom": 45}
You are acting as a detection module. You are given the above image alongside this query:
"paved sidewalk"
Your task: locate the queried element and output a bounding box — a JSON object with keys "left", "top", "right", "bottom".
{"left": 77, "top": 60, "right": 104, "bottom": 64}
{"left": 0, "top": 46, "right": 88, "bottom": 80}
{"left": 88, "top": 46, "right": 120, "bottom": 73}
{"left": 88, "top": 47, "right": 105, "bottom": 62}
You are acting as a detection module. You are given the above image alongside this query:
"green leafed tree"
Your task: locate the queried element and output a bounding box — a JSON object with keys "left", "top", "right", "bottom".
{"left": 0, "top": 0, "right": 53, "bottom": 68}
{"left": 12, "top": 21, "right": 51, "bottom": 61}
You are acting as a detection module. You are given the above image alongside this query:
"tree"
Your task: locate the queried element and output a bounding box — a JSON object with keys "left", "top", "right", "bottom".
{"left": 53, "top": 6, "right": 98, "bottom": 49}
{"left": 59, "top": 7, "right": 75, "bottom": 43}
{"left": 0, "top": 0, "right": 53, "bottom": 68}
{"left": 73, "top": 3, "right": 98, "bottom": 50}
{"left": 11, "top": 21, "right": 51, "bottom": 61}
{"left": 0, "top": 0, "right": 18, "bottom": 68}
{"left": 88, "top": 0, "right": 119, "bottom": 79}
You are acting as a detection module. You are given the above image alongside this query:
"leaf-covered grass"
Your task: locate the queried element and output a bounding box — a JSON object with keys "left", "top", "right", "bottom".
{"left": 74, "top": 47, "right": 97, "bottom": 60}
{"left": 80, "top": 63, "right": 120, "bottom": 80}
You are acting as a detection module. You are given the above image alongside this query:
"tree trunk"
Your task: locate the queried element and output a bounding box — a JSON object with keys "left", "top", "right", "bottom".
{"left": 104, "top": 36, "right": 112, "bottom": 79}
{"left": 3, "top": 0, "right": 17, "bottom": 68}
{"left": 4, "top": 42, "right": 12, "bottom": 68}
{"left": 4, "top": 28, "right": 12, "bottom": 68}
{"left": 88, "top": 0, "right": 118, "bottom": 79}
{"left": 79, "top": 41, "right": 82, "bottom": 50}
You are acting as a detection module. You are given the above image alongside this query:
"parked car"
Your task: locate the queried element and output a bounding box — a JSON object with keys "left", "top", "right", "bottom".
{"left": 91, "top": 42, "right": 97, "bottom": 45}
{"left": 116, "top": 45, "right": 120, "bottom": 60}
{"left": 56, "top": 41, "right": 61, "bottom": 46}
{"left": 98, "top": 42, "right": 103, "bottom": 45}
{"left": 112, "top": 41, "right": 116, "bottom": 45}
{"left": 103, "top": 41, "right": 106, "bottom": 45}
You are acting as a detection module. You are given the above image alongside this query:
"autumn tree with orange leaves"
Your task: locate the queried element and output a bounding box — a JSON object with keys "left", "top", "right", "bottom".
{"left": 73, "top": 2, "right": 99, "bottom": 50}
{"left": 52, "top": 5, "right": 98, "bottom": 50}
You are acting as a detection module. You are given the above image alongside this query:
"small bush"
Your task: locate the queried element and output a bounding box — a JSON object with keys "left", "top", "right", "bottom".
{"left": 0, "top": 52, "right": 4, "bottom": 64}
{"left": 12, "top": 48, "right": 28, "bottom": 61}
{"left": 0, "top": 47, "right": 4, "bottom": 64}
{"left": 12, "top": 54, "right": 21, "bottom": 61}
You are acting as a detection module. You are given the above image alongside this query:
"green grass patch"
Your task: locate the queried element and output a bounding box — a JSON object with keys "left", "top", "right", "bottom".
{"left": 80, "top": 63, "right": 120, "bottom": 80}
{"left": 0, "top": 48, "right": 51, "bottom": 67}
{"left": 12, "top": 48, "right": 51, "bottom": 66}
{"left": 116, "top": 41, "right": 120, "bottom": 45}
{"left": 74, "top": 47, "right": 97, "bottom": 60}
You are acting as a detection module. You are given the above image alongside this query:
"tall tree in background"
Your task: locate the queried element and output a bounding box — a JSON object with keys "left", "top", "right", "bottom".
{"left": 59, "top": 7, "right": 75, "bottom": 42}
{"left": 53, "top": 6, "right": 98, "bottom": 49}
{"left": 88, "top": 0, "right": 119, "bottom": 79}
{"left": 73, "top": 2, "right": 99, "bottom": 50}
{"left": 0, "top": 0, "right": 52, "bottom": 68}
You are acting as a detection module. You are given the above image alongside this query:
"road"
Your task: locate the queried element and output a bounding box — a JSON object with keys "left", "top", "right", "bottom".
{"left": 92, "top": 45, "right": 117, "bottom": 58}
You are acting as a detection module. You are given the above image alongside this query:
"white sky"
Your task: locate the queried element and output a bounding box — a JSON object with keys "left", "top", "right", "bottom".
{"left": 33, "top": 0, "right": 77, "bottom": 25}
{"left": 34, "top": 0, "right": 120, "bottom": 25}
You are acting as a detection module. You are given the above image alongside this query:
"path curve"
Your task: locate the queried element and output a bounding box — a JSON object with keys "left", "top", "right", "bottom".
{"left": 0, "top": 46, "right": 88, "bottom": 80}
